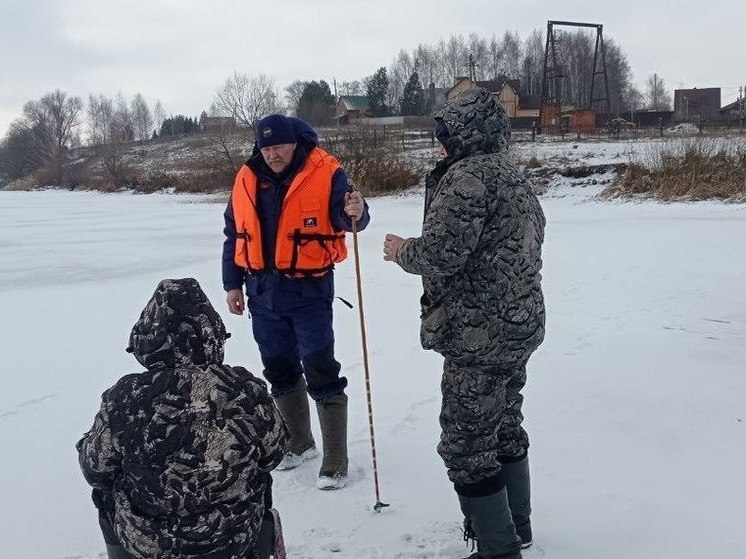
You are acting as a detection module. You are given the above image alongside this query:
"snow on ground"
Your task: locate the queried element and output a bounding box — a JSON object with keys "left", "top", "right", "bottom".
{"left": 1, "top": 143, "right": 745, "bottom": 558}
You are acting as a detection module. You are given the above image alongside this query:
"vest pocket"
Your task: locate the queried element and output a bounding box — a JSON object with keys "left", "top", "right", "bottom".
{"left": 300, "top": 198, "right": 322, "bottom": 230}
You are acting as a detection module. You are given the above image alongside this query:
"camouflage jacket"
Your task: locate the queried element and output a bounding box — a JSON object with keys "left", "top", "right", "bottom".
{"left": 397, "top": 88, "right": 546, "bottom": 365}
{"left": 77, "top": 278, "right": 288, "bottom": 559}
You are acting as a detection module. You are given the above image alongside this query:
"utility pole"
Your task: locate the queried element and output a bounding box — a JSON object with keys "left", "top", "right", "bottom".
{"left": 333, "top": 78, "right": 340, "bottom": 129}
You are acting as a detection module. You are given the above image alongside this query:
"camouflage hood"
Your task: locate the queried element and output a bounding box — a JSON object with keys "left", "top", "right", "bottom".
{"left": 398, "top": 87, "right": 545, "bottom": 366}
{"left": 128, "top": 278, "right": 227, "bottom": 370}
{"left": 435, "top": 87, "right": 511, "bottom": 164}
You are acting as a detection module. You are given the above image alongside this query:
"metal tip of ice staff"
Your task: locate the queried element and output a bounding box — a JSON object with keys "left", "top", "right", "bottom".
{"left": 373, "top": 501, "right": 390, "bottom": 513}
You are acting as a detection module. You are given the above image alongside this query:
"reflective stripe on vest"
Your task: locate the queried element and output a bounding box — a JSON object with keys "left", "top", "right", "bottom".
{"left": 231, "top": 147, "right": 348, "bottom": 277}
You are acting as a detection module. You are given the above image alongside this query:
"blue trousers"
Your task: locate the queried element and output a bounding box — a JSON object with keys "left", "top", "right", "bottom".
{"left": 247, "top": 297, "right": 347, "bottom": 401}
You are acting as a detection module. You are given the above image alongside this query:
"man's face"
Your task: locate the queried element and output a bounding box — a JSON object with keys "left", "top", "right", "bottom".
{"left": 260, "top": 142, "right": 297, "bottom": 174}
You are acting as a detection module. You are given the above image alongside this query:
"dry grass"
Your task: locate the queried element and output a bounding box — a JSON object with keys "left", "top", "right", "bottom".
{"left": 603, "top": 139, "right": 746, "bottom": 201}
{"left": 5, "top": 128, "right": 426, "bottom": 196}
{"left": 322, "top": 127, "right": 423, "bottom": 195}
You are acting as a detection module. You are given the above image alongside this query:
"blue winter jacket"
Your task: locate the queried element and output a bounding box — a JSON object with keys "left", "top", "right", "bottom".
{"left": 222, "top": 118, "right": 370, "bottom": 312}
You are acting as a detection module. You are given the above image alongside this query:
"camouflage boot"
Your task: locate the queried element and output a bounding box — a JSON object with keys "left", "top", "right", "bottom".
{"left": 315, "top": 394, "right": 348, "bottom": 490}
{"left": 273, "top": 381, "right": 318, "bottom": 470}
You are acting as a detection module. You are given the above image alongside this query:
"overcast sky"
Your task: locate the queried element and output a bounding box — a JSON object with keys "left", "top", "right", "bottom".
{"left": 1, "top": 0, "right": 744, "bottom": 138}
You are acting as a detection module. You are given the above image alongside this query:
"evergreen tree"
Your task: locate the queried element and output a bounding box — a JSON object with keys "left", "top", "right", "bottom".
{"left": 296, "top": 81, "right": 334, "bottom": 125}
{"left": 159, "top": 115, "right": 192, "bottom": 137}
{"left": 366, "top": 67, "right": 389, "bottom": 117}
{"left": 400, "top": 70, "right": 425, "bottom": 116}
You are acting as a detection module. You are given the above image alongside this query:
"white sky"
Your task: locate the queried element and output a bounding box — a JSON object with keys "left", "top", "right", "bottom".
{"left": 1, "top": 0, "right": 744, "bottom": 138}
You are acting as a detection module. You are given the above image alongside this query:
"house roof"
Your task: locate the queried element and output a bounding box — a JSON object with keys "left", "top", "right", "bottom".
{"left": 448, "top": 77, "right": 524, "bottom": 97}
{"left": 339, "top": 95, "right": 370, "bottom": 111}
{"left": 720, "top": 98, "right": 744, "bottom": 112}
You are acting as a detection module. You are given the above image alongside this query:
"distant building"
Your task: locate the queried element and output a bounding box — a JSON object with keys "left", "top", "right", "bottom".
{"left": 447, "top": 77, "right": 540, "bottom": 119}
{"left": 336, "top": 96, "right": 371, "bottom": 123}
{"left": 200, "top": 116, "right": 237, "bottom": 132}
{"left": 719, "top": 97, "right": 745, "bottom": 124}
{"left": 673, "top": 88, "right": 721, "bottom": 122}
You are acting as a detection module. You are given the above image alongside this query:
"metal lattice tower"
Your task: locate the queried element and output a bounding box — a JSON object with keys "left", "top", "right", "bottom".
{"left": 539, "top": 20, "right": 611, "bottom": 133}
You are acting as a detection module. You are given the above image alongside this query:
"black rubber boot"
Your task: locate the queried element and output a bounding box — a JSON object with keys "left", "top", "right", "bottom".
{"left": 105, "top": 544, "right": 136, "bottom": 559}
{"left": 458, "top": 488, "right": 522, "bottom": 559}
{"left": 316, "top": 393, "right": 348, "bottom": 489}
{"left": 501, "top": 455, "right": 532, "bottom": 548}
{"left": 273, "top": 380, "right": 317, "bottom": 470}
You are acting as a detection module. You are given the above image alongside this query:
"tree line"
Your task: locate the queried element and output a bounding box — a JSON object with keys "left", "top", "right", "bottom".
{"left": 1, "top": 29, "right": 674, "bottom": 186}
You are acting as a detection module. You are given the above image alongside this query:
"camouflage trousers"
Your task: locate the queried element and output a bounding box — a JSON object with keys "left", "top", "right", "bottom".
{"left": 437, "top": 358, "right": 529, "bottom": 488}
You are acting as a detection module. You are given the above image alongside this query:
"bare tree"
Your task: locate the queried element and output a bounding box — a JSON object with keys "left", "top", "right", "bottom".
{"left": 131, "top": 93, "right": 153, "bottom": 142}
{"left": 466, "top": 33, "right": 488, "bottom": 80}
{"left": 153, "top": 100, "right": 166, "bottom": 135}
{"left": 645, "top": 73, "right": 672, "bottom": 111}
{"left": 285, "top": 80, "right": 307, "bottom": 115}
{"left": 388, "top": 49, "right": 415, "bottom": 112}
{"left": 87, "top": 93, "right": 136, "bottom": 186}
{"left": 22, "top": 89, "right": 83, "bottom": 184}
{"left": 604, "top": 39, "right": 635, "bottom": 114}
{"left": 413, "top": 44, "right": 436, "bottom": 87}
{"left": 561, "top": 30, "right": 595, "bottom": 109}
{"left": 113, "top": 93, "right": 134, "bottom": 142}
{"left": 521, "top": 29, "right": 544, "bottom": 95}
{"left": 487, "top": 35, "right": 501, "bottom": 80}
{"left": 213, "top": 72, "right": 281, "bottom": 127}
{"left": 87, "top": 93, "right": 115, "bottom": 146}
{"left": 624, "top": 86, "right": 645, "bottom": 120}
{"left": 337, "top": 80, "right": 363, "bottom": 96}
{"left": 445, "top": 35, "right": 467, "bottom": 84}
{"left": 498, "top": 31, "right": 523, "bottom": 78}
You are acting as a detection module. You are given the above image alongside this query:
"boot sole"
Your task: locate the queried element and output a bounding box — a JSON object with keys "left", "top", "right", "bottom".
{"left": 276, "top": 447, "right": 319, "bottom": 471}
{"left": 316, "top": 474, "right": 348, "bottom": 490}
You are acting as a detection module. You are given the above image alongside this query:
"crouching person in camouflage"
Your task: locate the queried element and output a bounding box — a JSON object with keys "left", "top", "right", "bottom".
{"left": 383, "top": 88, "right": 545, "bottom": 559}
{"left": 76, "top": 278, "right": 288, "bottom": 559}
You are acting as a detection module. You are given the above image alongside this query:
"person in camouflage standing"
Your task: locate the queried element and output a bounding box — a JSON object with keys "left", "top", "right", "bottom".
{"left": 383, "top": 88, "right": 545, "bottom": 559}
{"left": 77, "top": 278, "right": 288, "bottom": 559}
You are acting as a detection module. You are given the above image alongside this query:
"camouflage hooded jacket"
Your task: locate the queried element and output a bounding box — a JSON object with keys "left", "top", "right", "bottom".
{"left": 397, "top": 88, "right": 546, "bottom": 365}
{"left": 76, "top": 278, "right": 287, "bottom": 559}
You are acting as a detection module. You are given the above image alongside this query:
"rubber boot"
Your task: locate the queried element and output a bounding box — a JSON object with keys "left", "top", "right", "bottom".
{"left": 501, "top": 455, "right": 532, "bottom": 548}
{"left": 105, "top": 544, "right": 135, "bottom": 559}
{"left": 458, "top": 489, "right": 522, "bottom": 559}
{"left": 273, "top": 381, "right": 318, "bottom": 470}
{"left": 315, "top": 394, "right": 348, "bottom": 489}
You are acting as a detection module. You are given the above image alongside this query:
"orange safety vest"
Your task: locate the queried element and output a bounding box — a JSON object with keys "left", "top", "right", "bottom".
{"left": 231, "top": 147, "right": 348, "bottom": 277}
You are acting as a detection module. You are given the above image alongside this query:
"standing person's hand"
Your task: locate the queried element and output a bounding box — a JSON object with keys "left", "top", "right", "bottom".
{"left": 383, "top": 233, "right": 405, "bottom": 262}
{"left": 226, "top": 289, "right": 245, "bottom": 315}
{"left": 344, "top": 191, "right": 365, "bottom": 221}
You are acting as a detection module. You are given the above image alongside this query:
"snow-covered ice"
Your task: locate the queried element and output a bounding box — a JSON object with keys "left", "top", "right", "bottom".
{"left": 1, "top": 160, "right": 745, "bottom": 558}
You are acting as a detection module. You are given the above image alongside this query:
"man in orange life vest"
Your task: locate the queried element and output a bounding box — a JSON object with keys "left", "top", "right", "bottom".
{"left": 222, "top": 114, "right": 370, "bottom": 490}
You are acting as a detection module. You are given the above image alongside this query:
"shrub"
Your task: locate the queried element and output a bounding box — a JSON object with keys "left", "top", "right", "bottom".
{"left": 603, "top": 138, "right": 746, "bottom": 201}
{"left": 322, "top": 127, "right": 423, "bottom": 195}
